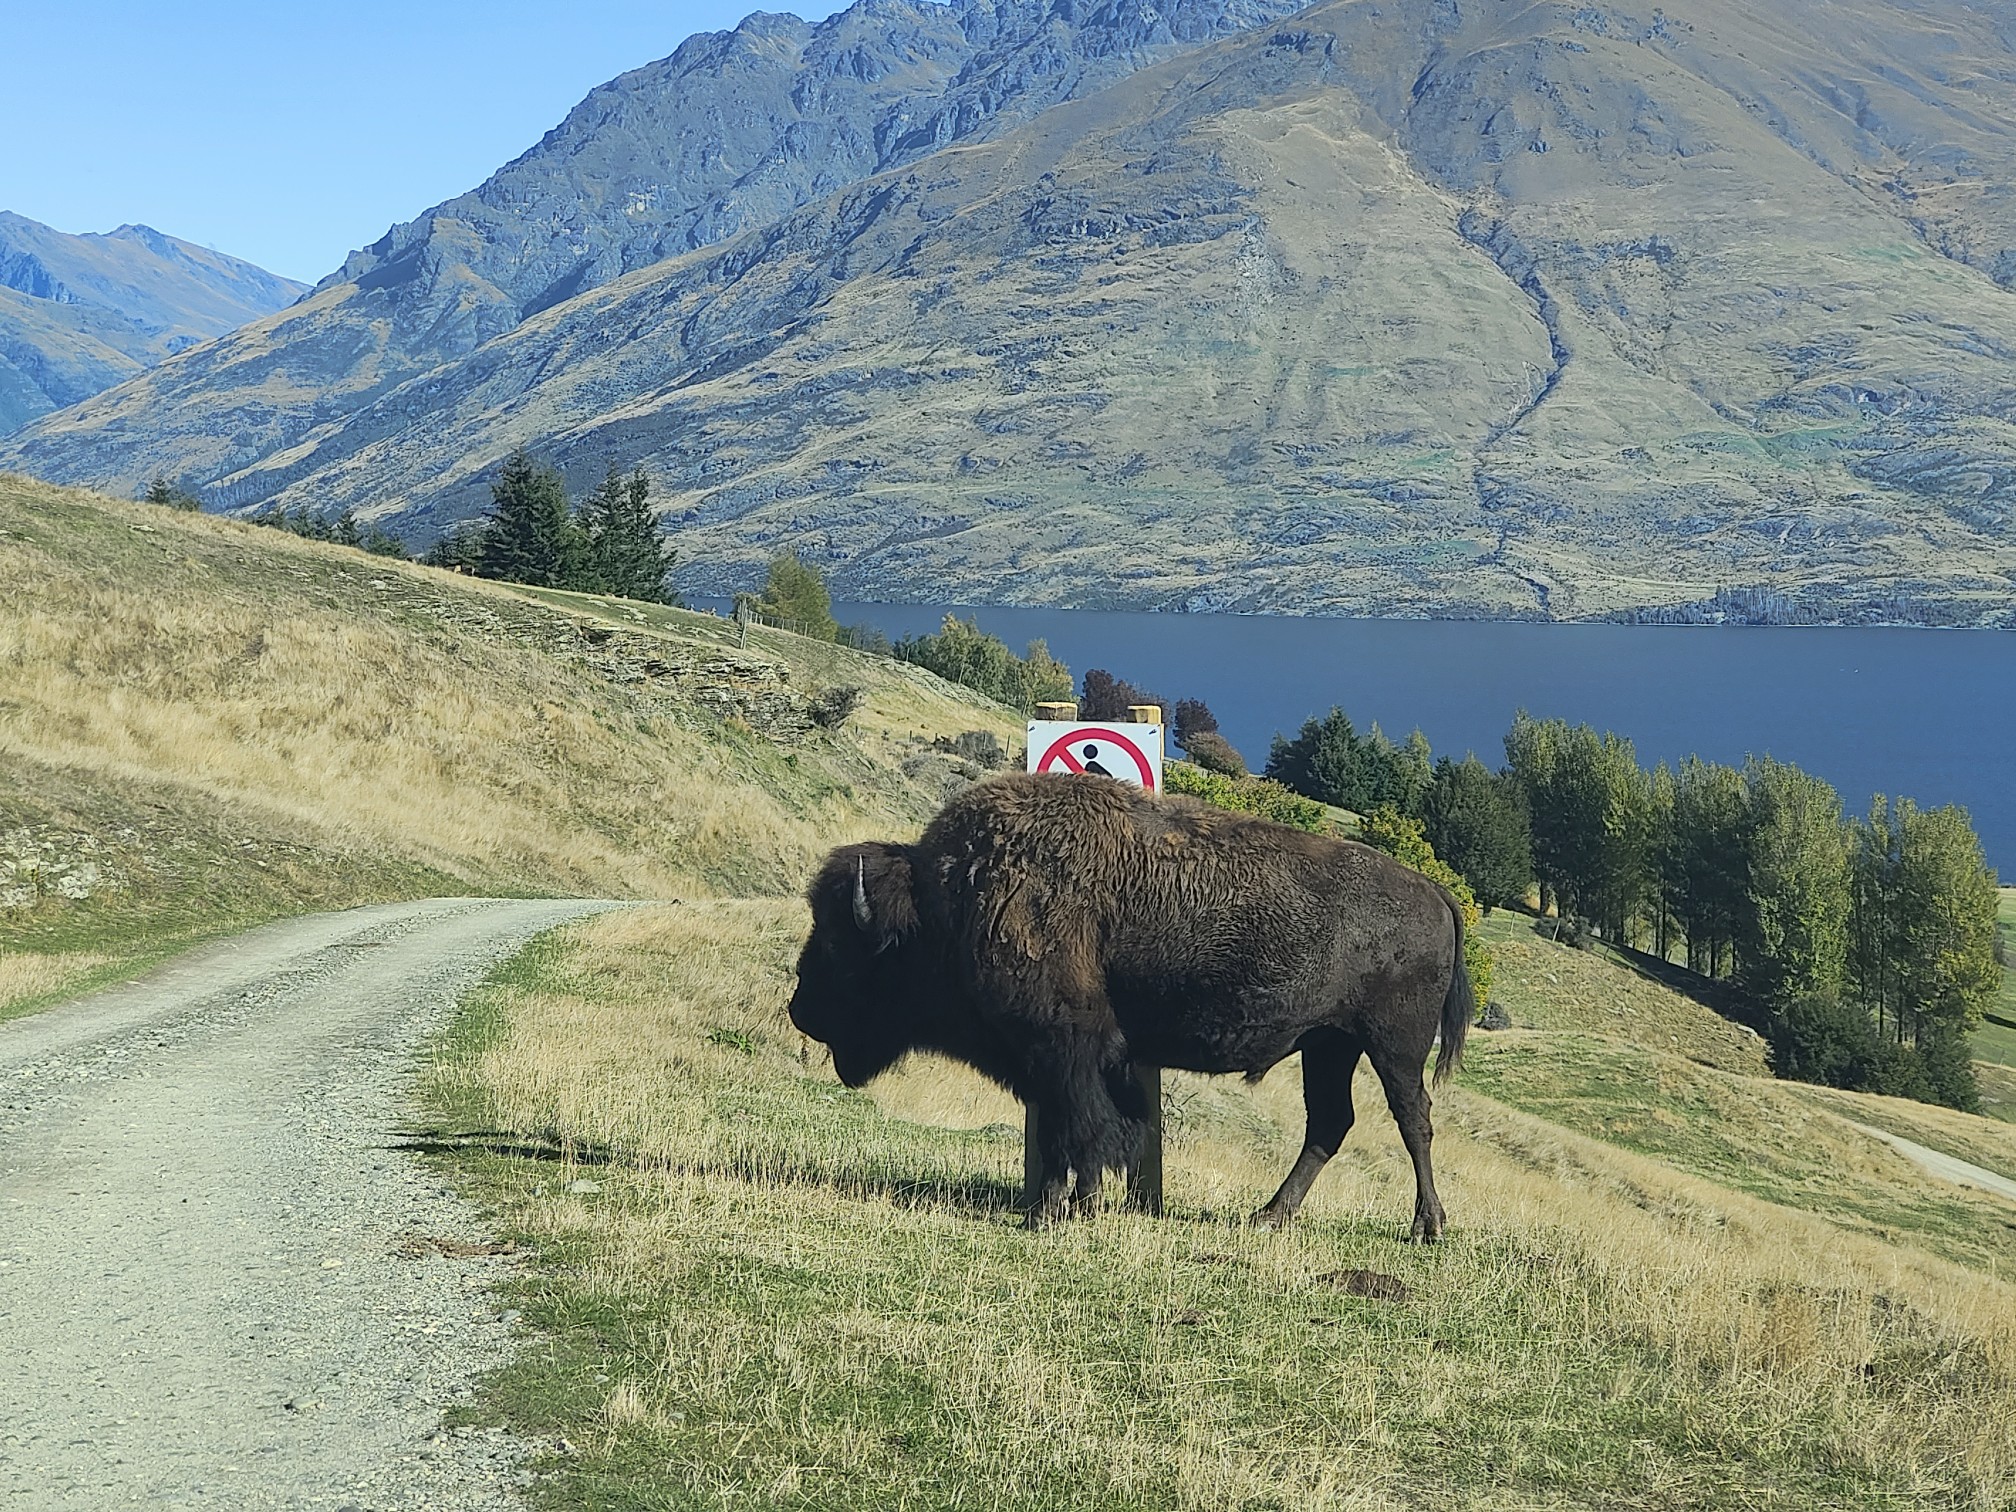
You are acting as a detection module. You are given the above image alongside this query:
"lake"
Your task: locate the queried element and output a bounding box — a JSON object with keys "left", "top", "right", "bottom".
{"left": 712, "top": 600, "right": 2016, "bottom": 872}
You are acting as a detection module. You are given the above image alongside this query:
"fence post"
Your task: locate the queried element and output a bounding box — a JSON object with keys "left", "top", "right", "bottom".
{"left": 1035, "top": 701, "right": 1077, "bottom": 721}
{"left": 1125, "top": 1065, "right": 1164, "bottom": 1214}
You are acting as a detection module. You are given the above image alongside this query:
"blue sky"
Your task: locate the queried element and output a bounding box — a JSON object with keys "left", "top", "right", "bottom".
{"left": 1, "top": 1, "right": 850, "bottom": 283}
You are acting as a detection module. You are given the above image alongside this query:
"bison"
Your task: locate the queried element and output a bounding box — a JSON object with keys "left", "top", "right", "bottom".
{"left": 788, "top": 772, "right": 1472, "bottom": 1236}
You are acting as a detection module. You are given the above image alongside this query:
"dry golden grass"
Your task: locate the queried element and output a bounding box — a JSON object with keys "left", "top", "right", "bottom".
{"left": 0, "top": 950, "right": 109, "bottom": 1017}
{"left": 430, "top": 903, "right": 2016, "bottom": 1511}
{"left": 0, "top": 474, "right": 1017, "bottom": 1012}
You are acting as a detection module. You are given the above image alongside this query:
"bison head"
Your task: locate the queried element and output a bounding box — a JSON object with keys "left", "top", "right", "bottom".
{"left": 789, "top": 841, "right": 924, "bottom": 1087}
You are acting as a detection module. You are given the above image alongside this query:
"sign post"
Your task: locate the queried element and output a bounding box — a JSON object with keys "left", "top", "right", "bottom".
{"left": 1021, "top": 701, "right": 1166, "bottom": 1216}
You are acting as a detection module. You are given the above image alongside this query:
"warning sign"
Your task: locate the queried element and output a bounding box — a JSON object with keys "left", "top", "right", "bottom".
{"left": 1026, "top": 721, "right": 1164, "bottom": 792}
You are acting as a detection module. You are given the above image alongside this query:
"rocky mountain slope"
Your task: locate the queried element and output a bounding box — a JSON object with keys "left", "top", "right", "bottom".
{"left": 0, "top": 214, "right": 305, "bottom": 436}
{"left": 0, "top": 0, "right": 1303, "bottom": 502}
{"left": 8, "top": 0, "right": 2016, "bottom": 621}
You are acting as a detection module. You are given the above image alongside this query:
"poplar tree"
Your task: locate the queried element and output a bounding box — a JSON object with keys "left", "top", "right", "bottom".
{"left": 1739, "top": 757, "right": 1850, "bottom": 1004}
{"left": 1504, "top": 715, "right": 1651, "bottom": 940}
{"left": 1849, "top": 797, "right": 1999, "bottom": 1046}
{"left": 1662, "top": 756, "right": 1751, "bottom": 978}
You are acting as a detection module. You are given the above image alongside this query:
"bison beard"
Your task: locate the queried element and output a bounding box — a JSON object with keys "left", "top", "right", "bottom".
{"left": 788, "top": 772, "right": 1472, "bottom": 1236}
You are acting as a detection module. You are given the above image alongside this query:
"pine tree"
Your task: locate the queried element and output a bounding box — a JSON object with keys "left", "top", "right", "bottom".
{"left": 1420, "top": 757, "right": 1532, "bottom": 913}
{"left": 1266, "top": 709, "right": 1432, "bottom": 815}
{"left": 581, "top": 464, "right": 677, "bottom": 603}
{"left": 142, "top": 474, "right": 203, "bottom": 511}
{"left": 478, "top": 450, "right": 580, "bottom": 588}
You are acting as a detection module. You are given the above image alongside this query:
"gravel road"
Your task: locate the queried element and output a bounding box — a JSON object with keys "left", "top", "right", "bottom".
{"left": 0, "top": 897, "right": 621, "bottom": 1510}
{"left": 1849, "top": 1120, "right": 2016, "bottom": 1206}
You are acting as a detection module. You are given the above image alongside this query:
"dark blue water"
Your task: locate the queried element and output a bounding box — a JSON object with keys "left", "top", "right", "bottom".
{"left": 711, "top": 599, "right": 2016, "bottom": 871}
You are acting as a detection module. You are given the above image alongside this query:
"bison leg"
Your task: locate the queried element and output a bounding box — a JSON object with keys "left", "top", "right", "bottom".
{"left": 1368, "top": 1049, "right": 1445, "bottom": 1242}
{"left": 1021, "top": 1038, "right": 1140, "bottom": 1229}
{"left": 1027, "top": 1110, "right": 1076, "bottom": 1228}
{"left": 1252, "top": 1035, "right": 1363, "bottom": 1229}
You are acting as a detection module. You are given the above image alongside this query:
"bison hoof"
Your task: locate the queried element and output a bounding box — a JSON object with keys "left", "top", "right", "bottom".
{"left": 1249, "top": 1205, "right": 1294, "bottom": 1230}
{"left": 1408, "top": 1214, "right": 1446, "bottom": 1244}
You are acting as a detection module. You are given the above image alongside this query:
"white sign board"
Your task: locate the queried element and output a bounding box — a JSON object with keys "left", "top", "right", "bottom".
{"left": 1026, "top": 721, "right": 1164, "bottom": 792}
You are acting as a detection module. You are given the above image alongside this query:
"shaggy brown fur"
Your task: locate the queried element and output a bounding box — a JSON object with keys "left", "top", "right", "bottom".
{"left": 789, "top": 773, "right": 1471, "bottom": 1235}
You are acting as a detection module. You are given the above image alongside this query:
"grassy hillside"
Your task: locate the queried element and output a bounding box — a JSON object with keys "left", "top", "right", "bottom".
{"left": 0, "top": 473, "right": 1016, "bottom": 1017}
{"left": 424, "top": 904, "right": 2016, "bottom": 1512}
{"left": 14, "top": 473, "right": 2016, "bottom": 1506}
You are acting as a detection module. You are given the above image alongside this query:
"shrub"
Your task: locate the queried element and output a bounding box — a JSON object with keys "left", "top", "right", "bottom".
{"left": 952, "top": 730, "right": 1008, "bottom": 769}
{"left": 1164, "top": 761, "right": 1326, "bottom": 832}
{"left": 1183, "top": 729, "right": 1248, "bottom": 777}
{"left": 894, "top": 615, "right": 1073, "bottom": 713}
{"left": 808, "top": 686, "right": 864, "bottom": 728}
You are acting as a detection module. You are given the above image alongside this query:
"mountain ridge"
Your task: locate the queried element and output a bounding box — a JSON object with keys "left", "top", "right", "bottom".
{"left": 0, "top": 213, "right": 306, "bottom": 435}
{"left": 0, "top": 0, "right": 1306, "bottom": 496}
{"left": 6, "top": 0, "right": 2016, "bottom": 621}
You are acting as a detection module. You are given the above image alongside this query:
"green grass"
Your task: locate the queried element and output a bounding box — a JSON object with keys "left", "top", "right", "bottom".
{"left": 1461, "top": 1033, "right": 2016, "bottom": 1278}
{"left": 1476, "top": 913, "right": 1769, "bottom": 1075}
{"left": 416, "top": 905, "right": 2016, "bottom": 1512}
{"left": 1982, "top": 889, "right": 2016, "bottom": 1060}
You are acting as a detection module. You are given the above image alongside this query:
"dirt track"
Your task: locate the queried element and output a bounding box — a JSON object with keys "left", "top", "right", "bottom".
{"left": 1850, "top": 1120, "right": 2016, "bottom": 1206}
{"left": 0, "top": 898, "right": 619, "bottom": 1510}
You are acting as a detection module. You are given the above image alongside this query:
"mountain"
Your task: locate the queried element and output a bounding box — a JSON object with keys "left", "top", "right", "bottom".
{"left": 0, "top": 0, "right": 1303, "bottom": 501}
{"left": 8, "top": 0, "right": 2016, "bottom": 622}
{"left": 0, "top": 214, "right": 306, "bottom": 436}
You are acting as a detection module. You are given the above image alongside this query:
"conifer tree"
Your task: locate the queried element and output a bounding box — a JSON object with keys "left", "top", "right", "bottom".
{"left": 142, "top": 474, "right": 203, "bottom": 511}
{"left": 478, "top": 450, "right": 579, "bottom": 588}
{"left": 1420, "top": 757, "right": 1532, "bottom": 913}
{"left": 581, "top": 463, "right": 678, "bottom": 603}
{"left": 1266, "top": 709, "right": 1432, "bottom": 816}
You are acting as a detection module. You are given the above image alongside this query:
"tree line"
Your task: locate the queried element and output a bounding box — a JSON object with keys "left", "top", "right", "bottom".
{"left": 143, "top": 450, "right": 680, "bottom": 605}
{"left": 1256, "top": 705, "right": 1997, "bottom": 1111}
{"left": 425, "top": 451, "right": 678, "bottom": 603}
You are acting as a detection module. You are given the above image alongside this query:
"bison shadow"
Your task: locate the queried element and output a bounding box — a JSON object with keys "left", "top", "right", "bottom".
{"left": 390, "top": 1127, "right": 1027, "bottom": 1219}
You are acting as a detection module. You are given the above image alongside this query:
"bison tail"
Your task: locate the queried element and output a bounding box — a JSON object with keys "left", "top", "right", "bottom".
{"left": 1433, "top": 892, "right": 1473, "bottom": 1088}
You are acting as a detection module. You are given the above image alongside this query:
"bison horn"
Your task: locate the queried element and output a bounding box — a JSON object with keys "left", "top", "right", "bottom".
{"left": 852, "top": 857, "right": 874, "bottom": 932}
